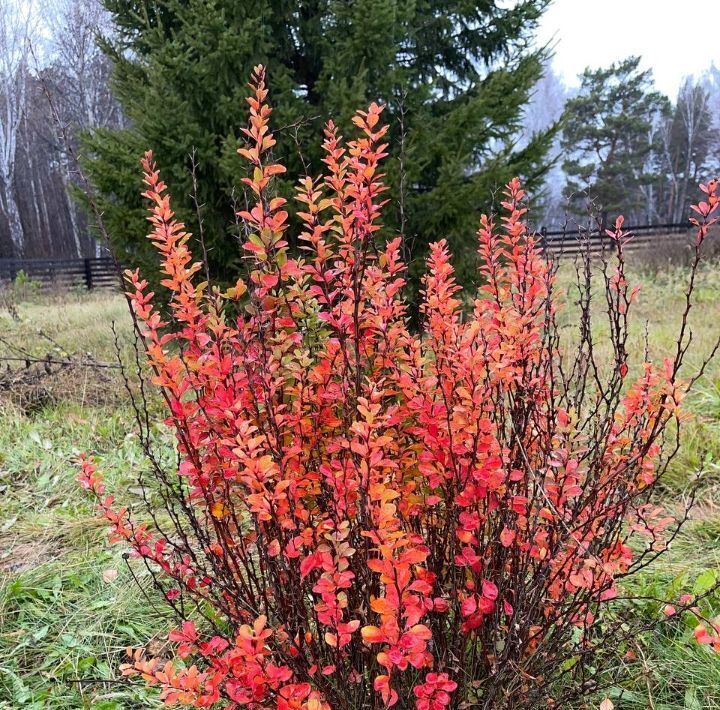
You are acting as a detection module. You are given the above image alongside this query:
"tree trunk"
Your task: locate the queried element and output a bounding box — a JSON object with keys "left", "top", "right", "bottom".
{"left": 61, "top": 153, "right": 83, "bottom": 257}
{"left": 1, "top": 182, "right": 24, "bottom": 255}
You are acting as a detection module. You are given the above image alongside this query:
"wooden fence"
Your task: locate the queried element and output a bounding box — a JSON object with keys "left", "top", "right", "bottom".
{"left": 537, "top": 222, "right": 692, "bottom": 256}
{"left": 0, "top": 222, "right": 697, "bottom": 289}
{"left": 0, "top": 257, "right": 118, "bottom": 291}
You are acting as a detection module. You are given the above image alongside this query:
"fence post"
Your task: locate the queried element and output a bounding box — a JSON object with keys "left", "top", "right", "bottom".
{"left": 84, "top": 258, "right": 93, "bottom": 290}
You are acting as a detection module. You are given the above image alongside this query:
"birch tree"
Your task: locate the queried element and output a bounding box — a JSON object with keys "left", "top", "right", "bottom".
{"left": 655, "top": 78, "right": 719, "bottom": 222}
{"left": 50, "top": 0, "right": 118, "bottom": 131}
{"left": 0, "top": 1, "right": 32, "bottom": 256}
{"left": 48, "top": 0, "right": 119, "bottom": 256}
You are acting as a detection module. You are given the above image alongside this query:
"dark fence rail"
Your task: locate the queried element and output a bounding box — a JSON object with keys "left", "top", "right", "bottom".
{"left": 536, "top": 221, "right": 692, "bottom": 256}
{"left": 0, "top": 221, "right": 698, "bottom": 288}
{"left": 0, "top": 257, "right": 118, "bottom": 290}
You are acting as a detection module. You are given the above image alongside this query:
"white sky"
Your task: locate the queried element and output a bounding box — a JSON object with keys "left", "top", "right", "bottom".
{"left": 537, "top": 0, "right": 720, "bottom": 97}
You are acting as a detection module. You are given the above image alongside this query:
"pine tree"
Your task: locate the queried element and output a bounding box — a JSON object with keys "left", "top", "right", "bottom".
{"left": 83, "top": 0, "right": 555, "bottom": 290}
{"left": 561, "top": 56, "right": 668, "bottom": 225}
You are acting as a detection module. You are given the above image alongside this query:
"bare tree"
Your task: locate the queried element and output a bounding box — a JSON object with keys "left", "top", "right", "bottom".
{"left": 700, "top": 63, "right": 720, "bottom": 133}
{"left": 0, "top": 0, "right": 120, "bottom": 259}
{"left": 520, "top": 65, "right": 571, "bottom": 229}
{"left": 49, "top": 0, "right": 119, "bottom": 131}
{"left": 47, "top": 0, "right": 120, "bottom": 256}
{"left": 0, "top": 1, "right": 33, "bottom": 256}
{"left": 655, "top": 77, "right": 719, "bottom": 223}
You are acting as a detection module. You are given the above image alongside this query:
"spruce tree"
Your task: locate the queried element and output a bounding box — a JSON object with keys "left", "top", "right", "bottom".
{"left": 84, "top": 0, "right": 555, "bottom": 290}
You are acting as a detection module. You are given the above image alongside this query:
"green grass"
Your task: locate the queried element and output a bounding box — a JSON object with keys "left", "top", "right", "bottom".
{"left": 1, "top": 264, "right": 720, "bottom": 708}
{"left": 608, "top": 515, "right": 720, "bottom": 709}
{"left": 554, "top": 257, "right": 720, "bottom": 707}
{"left": 0, "top": 400, "right": 170, "bottom": 708}
{"left": 0, "top": 293, "right": 169, "bottom": 708}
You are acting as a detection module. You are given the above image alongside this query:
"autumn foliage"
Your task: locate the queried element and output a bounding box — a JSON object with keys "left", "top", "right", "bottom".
{"left": 79, "top": 66, "right": 720, "bottom": 708}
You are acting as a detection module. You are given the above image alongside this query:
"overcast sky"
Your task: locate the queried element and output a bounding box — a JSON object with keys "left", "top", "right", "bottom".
{"left": 537, "top": 0, "right": 720, "bottom": 97}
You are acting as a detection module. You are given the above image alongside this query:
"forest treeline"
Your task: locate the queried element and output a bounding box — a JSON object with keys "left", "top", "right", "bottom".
{"left": 0, "top": 0, "right": 719, "bottom": 264}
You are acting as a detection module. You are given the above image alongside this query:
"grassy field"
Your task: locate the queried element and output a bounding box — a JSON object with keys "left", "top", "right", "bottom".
{"left": 0, "top": 294, "right": 169, "bottom": 708}
{"left": 1, "top": 260, "right": 720, "bottom": 708}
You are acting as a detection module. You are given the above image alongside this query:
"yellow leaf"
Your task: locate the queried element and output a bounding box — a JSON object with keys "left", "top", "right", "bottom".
{"left": 211, "top": 501, "right": 229, "bottom": 518}
{"left": 225, "top": 278, "right": 247, "bottom": 300}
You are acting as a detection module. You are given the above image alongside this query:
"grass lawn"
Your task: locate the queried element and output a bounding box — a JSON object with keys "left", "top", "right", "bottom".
{"left": 1, "top": 258, "right": 720, "bottom": 708}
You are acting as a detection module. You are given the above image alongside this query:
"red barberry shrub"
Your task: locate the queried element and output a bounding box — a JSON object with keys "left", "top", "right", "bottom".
{"left": 79, "top": 66, "right": 720, "bottom": 708}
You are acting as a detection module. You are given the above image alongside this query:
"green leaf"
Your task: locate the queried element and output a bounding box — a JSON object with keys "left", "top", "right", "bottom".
{"left": 693, "top": 569, "right": 718, "bottom": 596}
{"left": 32, "top": 625, "right": 49, "bottom": 641}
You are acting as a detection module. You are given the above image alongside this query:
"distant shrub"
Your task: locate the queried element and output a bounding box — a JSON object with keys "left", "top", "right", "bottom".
{"left": 79, "top": 67, "right": 720, "bottom": 708}
{"left": 13, "top": 269, "right": 34, "bottom": 289}
{"left": 9, "top": 269, "right": 40, "bottom": 300}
